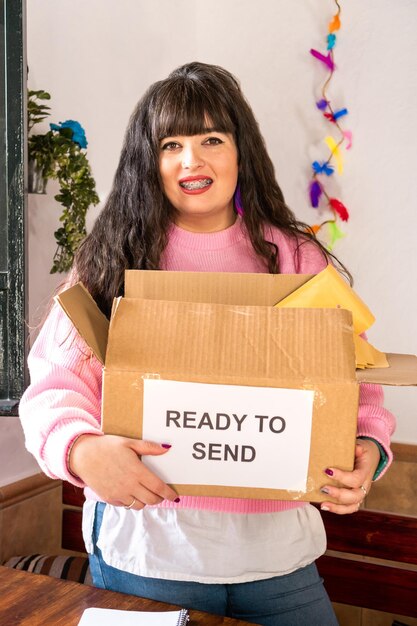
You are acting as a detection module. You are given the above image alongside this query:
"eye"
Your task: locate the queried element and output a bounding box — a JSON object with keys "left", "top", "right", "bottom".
{"left": 203, "top": 136, "right": 224, "bottom": 146}
{"left": 161, "top": 140, "right": 181, "bottom": 151}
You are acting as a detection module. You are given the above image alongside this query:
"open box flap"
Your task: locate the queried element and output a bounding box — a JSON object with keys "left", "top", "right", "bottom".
{"left": 125, "top": 269, "right": 313, "bottom": 305}
{"left": 356, "top": 353, "right": 417, "bottom": 386}
{"left": 55, "top": 283, "right": 109, "bottom": 365}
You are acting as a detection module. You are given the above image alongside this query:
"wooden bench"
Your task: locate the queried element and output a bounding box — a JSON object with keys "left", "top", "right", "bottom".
{"left": 62, "top": 483, "right": 417, "bottom": 618}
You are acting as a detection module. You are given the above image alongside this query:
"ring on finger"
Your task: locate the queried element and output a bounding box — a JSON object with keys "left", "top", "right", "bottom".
{"left": 124, "top": 497, "right": 136, "bottom": 510}
{"left": 359, "top": 484, "right": 367, "bottom": 497}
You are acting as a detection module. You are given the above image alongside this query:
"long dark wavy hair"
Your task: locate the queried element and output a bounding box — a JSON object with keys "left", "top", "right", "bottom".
{"left": 75, "top": 61, "right": 346, "bottom": 317}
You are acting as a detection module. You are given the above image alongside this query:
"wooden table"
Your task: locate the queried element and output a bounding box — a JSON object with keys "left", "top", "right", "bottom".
{"left": 0, "top": 566, "right": 257, "bottom": 625}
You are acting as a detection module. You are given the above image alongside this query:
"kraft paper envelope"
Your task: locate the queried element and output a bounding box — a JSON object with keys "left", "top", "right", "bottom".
{"left": 275, "top": 265, "right": 389, "bottom": 369}
{"left": 353, "top": 335, "right": 388, "bottom": 370}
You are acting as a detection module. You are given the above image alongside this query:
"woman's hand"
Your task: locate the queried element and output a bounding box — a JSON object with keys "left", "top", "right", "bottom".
{"left": 320, "top": 439, "right": 381, "bottom": 515}
{"left": 69, "top": 434, "right": 179, "bottom": 510}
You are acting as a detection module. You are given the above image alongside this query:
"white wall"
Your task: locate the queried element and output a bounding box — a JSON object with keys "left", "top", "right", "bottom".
{"left": 0, "top": 420, "right": 40, "bottom": 487}
{"left": 12, "top": 0, "right": 415, "bottom": 487}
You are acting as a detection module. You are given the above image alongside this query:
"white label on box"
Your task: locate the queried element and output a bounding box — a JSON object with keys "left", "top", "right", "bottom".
{"left": 142, "top": 380, "right": 314, "bottom": 492}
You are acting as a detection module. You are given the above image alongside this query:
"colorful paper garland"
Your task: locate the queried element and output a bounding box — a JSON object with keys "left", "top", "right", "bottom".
{"left": 308, "top": 0, "right": 352, "bottom": 250}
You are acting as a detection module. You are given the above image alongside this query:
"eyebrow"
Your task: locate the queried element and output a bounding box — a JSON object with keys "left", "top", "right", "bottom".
{"left": 159, "top": 128, "right": 227, "bottom": 141}
{"left": 202, "top": 127, "right": 225, "bottom": 133}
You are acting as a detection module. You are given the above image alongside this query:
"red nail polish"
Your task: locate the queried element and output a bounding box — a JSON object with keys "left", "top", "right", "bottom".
{"left": 174, "top": 497, "right": 181, "bottom": 503}
{"left": 161, "top": 443, "right": 172, "bottom": 449}
{"left": 325, "top": 468, "right": 334, "bottom": 476}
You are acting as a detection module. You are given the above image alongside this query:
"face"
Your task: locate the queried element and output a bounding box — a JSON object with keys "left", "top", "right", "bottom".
{"left": 159, "top": 129, "right": 239, "bottom": 232}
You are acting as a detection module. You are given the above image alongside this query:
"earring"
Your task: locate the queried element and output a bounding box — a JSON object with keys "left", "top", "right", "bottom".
{"left": 234, "top": 184, "right": 244, "bottom": 216}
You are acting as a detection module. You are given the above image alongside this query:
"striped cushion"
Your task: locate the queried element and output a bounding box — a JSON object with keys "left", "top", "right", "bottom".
{"left": 3, "top": 554, "right": 92, "bottom": 585}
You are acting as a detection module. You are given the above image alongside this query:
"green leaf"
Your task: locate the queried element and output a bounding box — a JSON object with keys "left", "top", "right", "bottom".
{"left": 29, "top": 90, "right": 51, "bottom": 100}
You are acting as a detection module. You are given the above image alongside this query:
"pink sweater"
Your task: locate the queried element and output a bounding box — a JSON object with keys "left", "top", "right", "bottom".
{"left": 19, "top": 219, "right": 396, "bottom": 513}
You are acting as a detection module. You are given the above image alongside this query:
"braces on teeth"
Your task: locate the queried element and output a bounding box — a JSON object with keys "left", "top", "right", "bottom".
{"left": 180, "top": 179, "right": 212, "bottom": 190}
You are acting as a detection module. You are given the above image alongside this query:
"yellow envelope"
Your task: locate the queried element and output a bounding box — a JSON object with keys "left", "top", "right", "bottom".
{"left": 354, "top": 335, "right": 388, "bottom": 369}
{"left": 275, "top": 265, "right": 374, "bottom": 335}
{"left": 275, "top": 265, "right": 388, "bottom": 370}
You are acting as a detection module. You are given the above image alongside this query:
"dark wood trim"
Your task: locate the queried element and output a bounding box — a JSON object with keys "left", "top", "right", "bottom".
{"left": 321, "top": 508, "right": 417, "bottom": 564}
{"left": 317, "top": 555, "right": 417, "bottom": 617}
{"left": 62, "top": 509, "right": 85, "bottom": 553}
{"left": 62, "top": 482, "right": 85, "bottom": 507}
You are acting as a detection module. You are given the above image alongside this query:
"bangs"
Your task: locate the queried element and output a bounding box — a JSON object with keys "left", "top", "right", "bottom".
{"left": 151, "top": 79, "right": 236, "bottom": 141}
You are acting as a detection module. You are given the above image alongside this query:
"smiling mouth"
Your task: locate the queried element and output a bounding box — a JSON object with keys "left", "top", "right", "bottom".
{"left": 179, "top": 178, "right": 213, "bottom": 190}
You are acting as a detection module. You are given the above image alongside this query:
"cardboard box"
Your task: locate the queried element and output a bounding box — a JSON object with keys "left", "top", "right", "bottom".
{"left": 56, "top": 271, "right": 417, "bottom": 502}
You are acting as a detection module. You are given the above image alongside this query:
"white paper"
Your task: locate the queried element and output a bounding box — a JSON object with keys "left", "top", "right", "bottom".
{"left": 78, "top": 607, "right": 186, "bottom": 625}
{"left": 142, "top": 380, "right": 314, "bottom": 492}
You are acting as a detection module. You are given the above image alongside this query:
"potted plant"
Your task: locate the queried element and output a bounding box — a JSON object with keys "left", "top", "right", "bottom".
{"left": 28, "top": 90, "right": 99, "bottom": 273}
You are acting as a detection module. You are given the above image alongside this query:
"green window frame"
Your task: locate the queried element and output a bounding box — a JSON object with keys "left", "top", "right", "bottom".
{"left": 0, "top": 0, "right": 27, "bottom": 414}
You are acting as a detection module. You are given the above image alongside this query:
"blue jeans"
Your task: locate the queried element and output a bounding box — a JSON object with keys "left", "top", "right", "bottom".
{"left": 89, "top": 503, "right": 338, "bottom": 626}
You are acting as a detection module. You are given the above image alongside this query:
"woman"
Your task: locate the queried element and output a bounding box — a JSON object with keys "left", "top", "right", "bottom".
{"left": 20, "top": 62, "right": 395, "bottom": 625}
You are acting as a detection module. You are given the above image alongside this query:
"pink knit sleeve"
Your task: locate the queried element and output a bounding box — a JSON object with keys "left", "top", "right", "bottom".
{"left": 19, "top": 304, "right": 104, "bottom": 487}
{"left": 357, "top": 383, "right": 396, "bottom": 478}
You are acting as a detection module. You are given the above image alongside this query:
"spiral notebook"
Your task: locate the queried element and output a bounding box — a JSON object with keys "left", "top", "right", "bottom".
{"left": 78, "top": 607, "right": 189, "bottom": 625}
